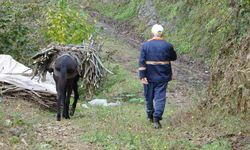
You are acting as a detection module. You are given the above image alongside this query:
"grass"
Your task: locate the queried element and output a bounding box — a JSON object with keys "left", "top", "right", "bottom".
{"left": 91, "top": 27, "right": 142, "bottom": 101}
{"left": 114, "top": 0, "right": 139, "bottom": 21}
{"left": 151, "top": 0, "right": 248, "bottom": 62}
{"left": 1, "top": 98, "right": 249, "bottom": 149}
{"left": 200, "top": 139, "right": 231, "bottom": 150}
{"left": 79, "top": 0, "right": 248, "bottom": 64}
{"left": 79, "top": 0, "right": 140, "bottom": 21}
{"left": 96, "top": 63, "right": 142, "bottom": 100}
{"left": 1, "top": 1, "right": 249, "bottom": 149}
{"left": 0, "top": 104, "right": 3, "bottom": 125}
{"left": 0, "top": 98, "right": 180, "bottom": 149}
{"left": 80, "top": 104, "right": 160, "bottom": 149}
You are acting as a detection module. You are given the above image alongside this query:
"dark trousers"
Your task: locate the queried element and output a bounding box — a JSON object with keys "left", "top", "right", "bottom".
{"left": 143, "top": 82, "right": 168, "bottom": 120}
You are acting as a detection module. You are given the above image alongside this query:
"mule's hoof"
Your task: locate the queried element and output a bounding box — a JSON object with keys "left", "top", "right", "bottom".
{"left": 57, "top": 117, "right": 61, "bottom": 121}
{"left": 57, "top": 114, "right": 61, "bottom": 121}
{"left": 63, "top": 114, "right": 70, "bottom": 119}
{"left": 70, "top": 110, "right": 75, "bottom": 116}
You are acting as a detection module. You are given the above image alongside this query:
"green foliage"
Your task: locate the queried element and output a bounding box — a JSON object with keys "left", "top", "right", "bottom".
{"left": 153, "top": 0, "right": 184, "bottom": 21}
{"left": 114, "top": 0, "right": 139, "bottom": 20}
{"left": 91, "top": 1, "right": 118, "bottom": 17}
{"left": 153, "top": 0, "right": 249, "bottom": 60}
{"left": 0, "top": 0, "right": 50, "bottom": 64}
{"left": 88, "top": 31, "right": 141, "bottom": 100}
{"left": 58, "top": 0, "right": 68, "bottom": 11}
{"left": 95, "top": 63, "right": 141, "bottom": 100}
{"left": 82, "top": 0, "right": 249, "bottom": 61}
{"left": 0, "top": 1, "right": 30, "bottom": 62}
{"left": 128, "top": 98, "right": 144, "bottom": 103}
{"left": 43, "top": 1, "right": 94, "bottom": 44}
{"left": 86, "top": 0, "right": 140, "bottom": 21}
{"left": 236, "top": 0, "right": 250, "bottom": 36}
{"left": 9, "top": 136, "right": 20, "bottom": 144}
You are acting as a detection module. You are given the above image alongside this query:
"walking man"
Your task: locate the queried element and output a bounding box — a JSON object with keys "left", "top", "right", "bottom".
{"left": 138, "top": 24, "right": 177, "bottom": 129}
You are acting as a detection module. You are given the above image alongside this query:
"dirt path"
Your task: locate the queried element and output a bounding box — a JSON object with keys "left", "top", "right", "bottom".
{"left": 0, "top": 99, "right": 100, "bottom": 150}
{"left": 0, "top": 12, "right": 210, "bottom": 150}
{"left": 97, "top": 20, "right": 210, "bottom": 108}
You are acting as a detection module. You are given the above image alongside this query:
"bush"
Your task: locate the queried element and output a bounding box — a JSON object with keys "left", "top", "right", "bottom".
{"left": 43, "top": 0, "right": 95, "bottom": 44}
{"left": 115, "top": 0, "right": 139, "bottom": 20}
{"left": 0, "top": 1, "right": 30, "bottom": 62}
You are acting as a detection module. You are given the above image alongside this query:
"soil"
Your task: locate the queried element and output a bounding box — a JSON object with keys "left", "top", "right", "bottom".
{"left": 88, "top": 7, "right": 211, "bottom": 109}
{"left": 0, "top": 99, "right": 101, "bottom": 150}
{"left": 0, "top": 10, "right": 210, "bottom": 150}
{"left": 1, "top": 15, "right": 249, "bottom": 150}
{"left": 96, "top": 19, "right": 210, "bottom": 109}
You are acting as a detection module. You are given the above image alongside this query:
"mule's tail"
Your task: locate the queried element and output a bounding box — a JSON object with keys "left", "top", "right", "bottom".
{"left": 58, "top": 64, "right": 67, "bottom": 91}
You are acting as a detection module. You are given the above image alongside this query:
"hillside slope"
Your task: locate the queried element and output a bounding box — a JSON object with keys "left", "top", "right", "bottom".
{"left": 0, "top": 1, "right": 250, "bottom": 149}
{"left": 79, "top": 0, "right": 250, "bottom": 113}
{"left": 82, "top": 0, "right": 249, "bottom": 67}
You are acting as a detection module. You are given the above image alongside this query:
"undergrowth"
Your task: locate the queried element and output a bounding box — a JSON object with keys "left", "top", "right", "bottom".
{"left": 114, "top": 0, "right": 139, "bottom": 21}
{"left": 95, "top": 63, "right": 142, "bottom": 101}
{"left": 153, "top": 0, "right": 236, "bottom": 58}
{"left": 1, "top": 0, "right": 249, "bottom": 149}
{"left": 80, "top": 0, "right": 249, "bottom": 63}
{"left": 2, "top": 98, "right": 249, "bottom": 149}
{"left": 0, "top": 0, "right": 48, "bottom": 64}
{"left": 84, "top": 0, "right": 140, "bottom": 21}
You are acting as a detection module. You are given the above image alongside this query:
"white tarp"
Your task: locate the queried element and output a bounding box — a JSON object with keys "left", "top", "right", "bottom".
{"left": 0, "top": 54, "right": 56, "bottom": 94}
{"left": 88, "top": 99, "right": 121, "bottom": 107}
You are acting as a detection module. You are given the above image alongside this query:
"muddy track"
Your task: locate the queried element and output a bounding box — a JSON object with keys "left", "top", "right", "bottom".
{"left": 97, "top": 20, "right": 210, "bottom": 108}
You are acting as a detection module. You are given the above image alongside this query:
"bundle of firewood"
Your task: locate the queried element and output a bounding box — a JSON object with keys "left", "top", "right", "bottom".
{"left": 31, "top": 41, "right": 112, "bottom": 98}
{"left": 0, "top": 82, "right": 57, "bottom": 111}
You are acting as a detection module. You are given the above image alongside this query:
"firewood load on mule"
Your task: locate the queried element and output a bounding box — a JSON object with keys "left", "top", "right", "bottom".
{"left": 31, "top": 41, "right": 112, "bottom": 109}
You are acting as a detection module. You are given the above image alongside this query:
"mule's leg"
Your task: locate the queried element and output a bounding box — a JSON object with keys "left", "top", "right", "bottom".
{"left": 63, "top": 80, "right": 73, "bottom": 119}
{"left": 55, "top": 72, "right": 67, "bottom": 121}
{"left": 54, "top": 75, "right": 65, "bottom": 121}
{"left": 58, "top": 87, "right": 66, "bottom": 121}
{"left": 57, "top": 92, "right": 62, "bottom": 121}
{"left": 70, "top": 76, "right": 79, "bottom": 116}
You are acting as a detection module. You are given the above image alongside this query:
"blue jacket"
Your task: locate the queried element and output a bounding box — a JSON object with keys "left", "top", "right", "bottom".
{"left": 139, "top": 38, "right": 177, "bottom": 82}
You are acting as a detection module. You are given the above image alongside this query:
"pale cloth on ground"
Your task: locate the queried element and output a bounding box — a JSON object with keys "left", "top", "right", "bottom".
{"left": 0, "top": 54, "right": 56, "bottom": 94}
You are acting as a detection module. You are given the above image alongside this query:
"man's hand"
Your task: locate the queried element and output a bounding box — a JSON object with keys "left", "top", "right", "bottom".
{"left": 140, "top": 77, "right": 148, "bottom": 84}
{"left": 171, "top": 75, "right": 177, "bottom": 80}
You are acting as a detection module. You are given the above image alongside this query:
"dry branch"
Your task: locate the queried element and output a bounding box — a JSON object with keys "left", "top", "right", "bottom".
{"left": 0, "top": 40, "right": 112, "bottom": 111}
{"left": 0, "top": 82, "right": 57, "bottom": 111}
{"left": 31, "top": 40, "right": 112, "bottom": 99}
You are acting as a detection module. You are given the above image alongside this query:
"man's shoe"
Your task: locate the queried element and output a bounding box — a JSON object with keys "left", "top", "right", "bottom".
{"left": 147, "top": 117, "right": 153, "bottom": 123}
{"left": 153, "top": 118, "right": 162, "bottom": 129}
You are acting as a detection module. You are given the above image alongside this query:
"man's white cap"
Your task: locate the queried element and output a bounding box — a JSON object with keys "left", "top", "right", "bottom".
{"left": 151, "top": 24, "right": 164, "bottom": 35}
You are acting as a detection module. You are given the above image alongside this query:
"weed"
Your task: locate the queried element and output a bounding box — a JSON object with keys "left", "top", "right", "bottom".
{"left": 79, "top": 103, "right": 183, "bottom": 149}
{"left": 1, "top": 97, "right": 249, "bottom": 149}
{"left": 200, "top": 139, "right": 231, "bottom": 150}
{"left": 95, "top": 63, "right": 142, "bottom": 100}
{"left": 0, "top": 105, "right": 4, "bottom": 126}
{"left": 9, "top": 136, "right": 20, "bottom": 144}
{"left": 115, "top": 0, "right": 138, "bottom": 21}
